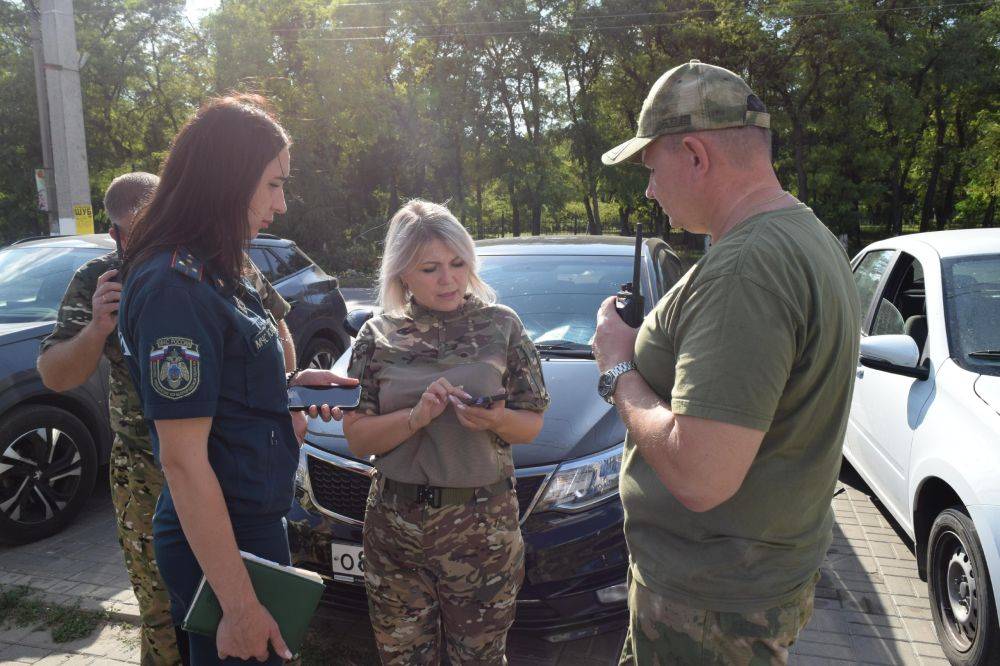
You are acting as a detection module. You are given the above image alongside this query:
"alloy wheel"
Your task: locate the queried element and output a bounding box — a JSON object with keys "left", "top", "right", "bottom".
{"left": 0, "top": 426, "right": 83, "bottom": 525}
{"left": 308, "top": 350, "right": 336, "bottom": 370}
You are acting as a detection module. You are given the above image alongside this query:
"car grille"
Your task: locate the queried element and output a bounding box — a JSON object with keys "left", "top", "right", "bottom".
{"left": 306, "top": 455, "right": 372, "bottom": 523}
{"left": 306, "top": 453, "right": 549, "bottom": 523}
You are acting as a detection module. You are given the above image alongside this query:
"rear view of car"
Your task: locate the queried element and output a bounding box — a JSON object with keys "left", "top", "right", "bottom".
{"left": 248, "top": 235, "right": 349, "bottom": 370}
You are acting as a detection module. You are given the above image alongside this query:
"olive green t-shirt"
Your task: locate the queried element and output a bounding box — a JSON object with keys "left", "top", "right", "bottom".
{"left": 622, "top": 203, "right": 861, "bottom": 612}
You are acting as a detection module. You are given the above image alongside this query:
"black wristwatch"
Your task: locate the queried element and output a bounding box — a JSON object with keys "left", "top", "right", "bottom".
{"left": 597, "top": 361, "right": 637, "bottom": 405}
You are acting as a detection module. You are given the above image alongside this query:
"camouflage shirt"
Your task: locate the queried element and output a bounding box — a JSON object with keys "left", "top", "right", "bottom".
{"left": 347, "top": 295, "right": 549, "bottom": 487}
{"left": 40, "top": 251, "right": 291, "bottom": 453}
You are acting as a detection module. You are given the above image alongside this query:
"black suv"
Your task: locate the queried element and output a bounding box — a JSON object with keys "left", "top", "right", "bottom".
{"left": 248, "top": 234, "right": 349, "bottom": 369}
{"left": 0, "top": 233, "right": 347, "bottom": 544}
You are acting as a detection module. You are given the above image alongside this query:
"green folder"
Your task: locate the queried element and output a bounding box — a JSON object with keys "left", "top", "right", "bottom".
{"left": 181, "top": 551, "right": 325, "bottom": 657}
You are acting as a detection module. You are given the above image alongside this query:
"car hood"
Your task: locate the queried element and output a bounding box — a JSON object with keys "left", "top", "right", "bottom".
{"left": 304, "top": 355, "right": 625, "bottom": 468}
{"left": 0, "top": 321, "right": 54, "bottom": 346}
{"left": 974, "top": 374, "right": 1000, "bottom": 416}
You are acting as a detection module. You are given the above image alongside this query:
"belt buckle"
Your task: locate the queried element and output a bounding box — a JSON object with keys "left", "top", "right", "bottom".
{"left": 417, "top": 485, "right": 442, "bottom": 508}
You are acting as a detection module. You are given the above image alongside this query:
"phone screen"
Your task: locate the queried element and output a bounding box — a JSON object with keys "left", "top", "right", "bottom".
{"left": 287, "top": 384, "right": 362, "bottom": 411}
{"left": 461, "top": 393, "right": 507, "bottom": 408}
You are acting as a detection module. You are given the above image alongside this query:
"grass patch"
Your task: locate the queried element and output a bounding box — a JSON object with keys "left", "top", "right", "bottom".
{"left": 0, "top": 585, "right": 110, "bottom": 643}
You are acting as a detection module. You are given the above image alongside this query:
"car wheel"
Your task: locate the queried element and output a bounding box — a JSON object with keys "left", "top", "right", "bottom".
{"left": 928, "top": 506, "right": 1000, "bottom": 665}
{"left": 301, "top": 336, "right": 343, "bottom": 370}
{"left": 0, "top": 405, "right": 98, "bottom": 545}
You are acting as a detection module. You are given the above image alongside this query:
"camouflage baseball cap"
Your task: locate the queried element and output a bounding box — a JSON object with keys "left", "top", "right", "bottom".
{"left": 602, "top": 59, "right": 770, "bottom": 166}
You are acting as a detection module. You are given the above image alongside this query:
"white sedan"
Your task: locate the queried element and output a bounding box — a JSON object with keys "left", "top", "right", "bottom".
{"left": 846, "top": 229, "right": 1000, "bottom": 664}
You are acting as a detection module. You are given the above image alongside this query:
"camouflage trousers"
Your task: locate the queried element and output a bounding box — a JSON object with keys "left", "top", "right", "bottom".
{"left": 110, "top": 435, "right": 182, "bottom": 666}
{"left": 618, "top": 574, "right": 816, "bottom": 666}
{"left": 363, "top": 480, "right": 525, "bottom": 665}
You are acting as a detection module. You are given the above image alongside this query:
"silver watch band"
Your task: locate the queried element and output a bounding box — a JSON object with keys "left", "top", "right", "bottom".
{"left": 604, "top": 360, "right": 636, "bottom": 404}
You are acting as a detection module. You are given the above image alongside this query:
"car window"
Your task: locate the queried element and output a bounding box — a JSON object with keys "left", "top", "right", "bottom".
{"left": 270, "top": 245, "right": 313, "bottom": 280}
{"left": 0, "top": 246, "right": 108, "bottom": 322}
{"left": 869, "top": 253, "right": 928, "bottom": 355}
{"left": 654, "top": 246, "right": 684, "bottom": 293}
{"left": 248, "top": 247, "right": 278, "bottom": 283}
{"left": 853, "top": 250, "right": 895, "bottom": 330}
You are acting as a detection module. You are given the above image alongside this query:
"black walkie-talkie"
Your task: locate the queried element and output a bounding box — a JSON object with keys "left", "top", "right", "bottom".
{"left": 615, "top": 223, "right": 645, "bottom": 328}
{"left": 110, "top": 227, "right": 125, "bottom": 282}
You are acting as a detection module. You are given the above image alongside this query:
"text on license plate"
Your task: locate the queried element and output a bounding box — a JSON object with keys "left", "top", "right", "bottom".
{"left": 330, "top": 542, "right": 364, "bottom": 583}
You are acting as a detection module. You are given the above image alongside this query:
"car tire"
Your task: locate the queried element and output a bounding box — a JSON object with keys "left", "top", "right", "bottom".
{"left": 0, "top": 405, "right": 98, "bottom": 545}
{"left": 300, "top": 336, "right": 344, "bottom": 371}
{"left": 928, "top": 506, "right": 1000, "bottom": 665}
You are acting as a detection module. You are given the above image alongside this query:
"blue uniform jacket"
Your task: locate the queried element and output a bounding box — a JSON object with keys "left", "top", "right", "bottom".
{"left": 119, "top": 248, "right": 298, "bottom": 521}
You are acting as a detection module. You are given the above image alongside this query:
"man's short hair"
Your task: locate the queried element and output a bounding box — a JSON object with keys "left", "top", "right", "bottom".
{"left": 103, "top": 172, "right": 159, "bottom": 225}
{"left": 658, "top": 126, "right": 772, "bottom": 170}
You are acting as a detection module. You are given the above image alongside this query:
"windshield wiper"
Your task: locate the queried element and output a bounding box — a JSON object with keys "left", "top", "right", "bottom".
{"left": 534, "top": 342, "right": 594, "bottom": 358}
{"left": 969, "top": 350, "right": 1000, "bottom": 360}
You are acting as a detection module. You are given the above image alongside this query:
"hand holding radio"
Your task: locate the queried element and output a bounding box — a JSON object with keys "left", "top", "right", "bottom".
{"left": 615, "top": 222, "right": 645, "bottom": 328}
{"left": 90, "top": 269, "right": 122, "bottom": 336}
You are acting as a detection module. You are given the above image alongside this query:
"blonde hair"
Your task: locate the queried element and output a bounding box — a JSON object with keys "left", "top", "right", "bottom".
{"left": 377, "top": 199, "right": 495, "bottom": 315}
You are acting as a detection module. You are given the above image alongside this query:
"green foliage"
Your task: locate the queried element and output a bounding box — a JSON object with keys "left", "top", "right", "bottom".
{"left": 0, "top": 585, "right": 110, "bottom": 643}
{"left": 1, "top": 0, "right": 997, "bottom": 264}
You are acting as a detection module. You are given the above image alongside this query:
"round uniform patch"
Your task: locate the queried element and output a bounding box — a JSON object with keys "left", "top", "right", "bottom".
{"left": 149, "top": 337, "right": 201, "bottom": 400}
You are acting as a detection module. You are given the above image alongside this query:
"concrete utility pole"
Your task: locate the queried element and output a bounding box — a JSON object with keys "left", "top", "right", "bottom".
{"left": 27, "top": 0, "right": 92, "bottom": 235}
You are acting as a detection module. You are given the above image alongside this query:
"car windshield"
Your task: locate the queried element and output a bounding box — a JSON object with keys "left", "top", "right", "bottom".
{"left": 479, "top": 254, "right": 635, "bottom": 350}
{"left": 942, "top": 253, "right": 1000, "bottom": 377}
{"left": 0, "top": 246, "right": 108, "bottom": 323}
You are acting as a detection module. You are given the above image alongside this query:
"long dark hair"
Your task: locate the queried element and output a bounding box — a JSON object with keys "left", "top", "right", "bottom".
{"left": 124, "top": 94, "right": 290, "bottom": 286}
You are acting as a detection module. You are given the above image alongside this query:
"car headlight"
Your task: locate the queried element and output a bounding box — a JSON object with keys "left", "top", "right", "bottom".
{"left": 532, "top": 444, "right": 623, "bottom": 513}
{"left": 294, "top": 449, "right": 309, "bottom": 492}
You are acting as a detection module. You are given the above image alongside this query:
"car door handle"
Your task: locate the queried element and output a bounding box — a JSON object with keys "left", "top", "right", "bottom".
{"left": 856, "top": 367, "right": 864, "bottom": 379}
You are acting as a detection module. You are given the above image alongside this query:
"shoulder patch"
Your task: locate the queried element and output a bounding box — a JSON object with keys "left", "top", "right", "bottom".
{"left": 149, "top": 337, "right": 201, "bottom": 399}
{"left": 170, "top": 248, "right": 204, "bottom": 282}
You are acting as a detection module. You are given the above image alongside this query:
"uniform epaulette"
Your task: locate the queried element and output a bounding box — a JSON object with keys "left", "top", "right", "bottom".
{"left": 170, "top": 247, "right": 204, "bottom": 282}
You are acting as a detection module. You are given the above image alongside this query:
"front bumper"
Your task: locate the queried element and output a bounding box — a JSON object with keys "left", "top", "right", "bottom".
{"left": 287, "top": 444, "right": 628, "bottom": 641}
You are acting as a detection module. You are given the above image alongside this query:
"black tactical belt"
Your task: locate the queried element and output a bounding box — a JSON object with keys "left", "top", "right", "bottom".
{"left": 381, "top": 477, "right": 514, "bottom": 509}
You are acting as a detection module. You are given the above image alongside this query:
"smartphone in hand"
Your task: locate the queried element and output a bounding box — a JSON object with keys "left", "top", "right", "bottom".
{"left": 460, "top": 393, "right": 507, "bottom": 409}
{"left": 287, "top": 384, "right": 362, "bottom": 411}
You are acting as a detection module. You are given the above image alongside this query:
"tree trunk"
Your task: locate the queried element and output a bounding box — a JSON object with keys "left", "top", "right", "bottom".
{"left": 531, "top": 201, "right": 542, "bottom": 236}
{"left": 983, "top": 196, "right": 997, "bottom": 228}
{"left": 588, "top": 179, "right": 601, "bottom": 235}
{"left": 475, "top": 182, "right": 483, "bottom": 240}
{"left": 920, "top": 91, "right": 945, "bottom": 233}
{"left": 583, "top": 197, "right": 595, "bottom": 232}
{"left": 618, "top": 204, "right": 633, "bottom": 236}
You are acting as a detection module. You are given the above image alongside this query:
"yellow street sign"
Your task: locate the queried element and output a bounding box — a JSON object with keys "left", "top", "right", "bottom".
{"left": 73, "top": 204, "right": 94, "bottom": 234}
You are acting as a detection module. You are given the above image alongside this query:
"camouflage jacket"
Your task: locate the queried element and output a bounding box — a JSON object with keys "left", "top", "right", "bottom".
{"left": 347, "top": 295, "right": 549, "bottom": 487}
{"left": 40, "top": 251, "right": 290, "bottom": 452}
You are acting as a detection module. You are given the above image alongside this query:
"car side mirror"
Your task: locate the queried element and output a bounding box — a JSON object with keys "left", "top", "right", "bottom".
{"left": 859, "top": 334, "right": 929, "bottom": 380}
{"left": 344, "top": 309, "right": 374, "bottom": 338}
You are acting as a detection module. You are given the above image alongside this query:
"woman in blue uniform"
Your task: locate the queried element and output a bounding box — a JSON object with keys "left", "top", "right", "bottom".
{"left": 119, "top": 94, "right": 355, "bottom": 664}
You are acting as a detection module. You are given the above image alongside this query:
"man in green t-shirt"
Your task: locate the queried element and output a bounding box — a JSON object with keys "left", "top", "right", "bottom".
{"left": 593, "top": 60, "right": 861, "bottom": 664}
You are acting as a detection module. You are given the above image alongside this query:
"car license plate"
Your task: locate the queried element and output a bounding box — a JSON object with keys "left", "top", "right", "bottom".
{"left": 330, "top": 542, "right": 365, "bottom": 584}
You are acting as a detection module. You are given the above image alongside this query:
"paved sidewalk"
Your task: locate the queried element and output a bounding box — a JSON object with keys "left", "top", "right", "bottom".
{"left": 0, "top": 464, "right": 951, "bottom": 665}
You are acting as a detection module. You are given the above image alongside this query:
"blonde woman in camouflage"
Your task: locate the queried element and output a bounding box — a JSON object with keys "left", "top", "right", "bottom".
{"left": 342, "top": 199, "right": 550, "bottom": 665}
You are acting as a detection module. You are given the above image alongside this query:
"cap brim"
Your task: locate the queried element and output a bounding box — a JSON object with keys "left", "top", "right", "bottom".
{"left": 601, "top": 136, "right": 654, "bottom": 166}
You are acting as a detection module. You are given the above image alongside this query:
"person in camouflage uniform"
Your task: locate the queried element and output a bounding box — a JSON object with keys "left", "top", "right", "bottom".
{"left": 37, "top": 172, "right": 297, "bottom": 666}
{"left": 340, "top": 200, "right": 549, "bottom": 665}
{"left": 594, "top": 61, "right": 860, "bottom": 664}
